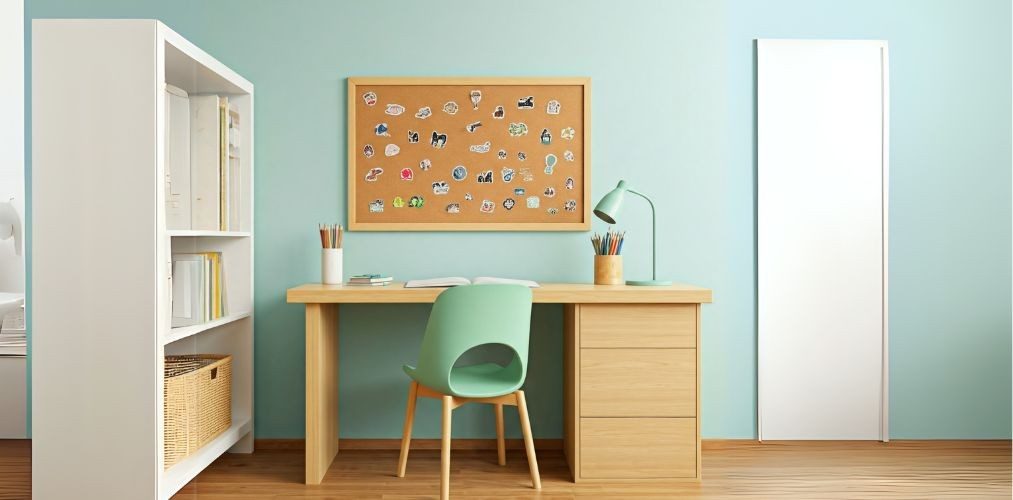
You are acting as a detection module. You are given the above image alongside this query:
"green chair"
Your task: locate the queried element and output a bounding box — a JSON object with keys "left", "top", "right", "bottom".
{"left": 395, "top": 284, "right": 540, "bottom": 499}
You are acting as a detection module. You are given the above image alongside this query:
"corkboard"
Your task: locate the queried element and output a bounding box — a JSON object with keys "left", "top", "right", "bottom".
{"left": 347, "top": 77, "right": 591, "bottom": 231}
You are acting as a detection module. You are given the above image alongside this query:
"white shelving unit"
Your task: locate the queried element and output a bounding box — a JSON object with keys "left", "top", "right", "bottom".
{"left": 33, "top": 20, "right": 254, "bottom": 500}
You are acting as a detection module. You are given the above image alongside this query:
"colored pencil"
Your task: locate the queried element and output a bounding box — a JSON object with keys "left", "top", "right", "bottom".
{"left": 591, "top": 229, "right": 625, "bottom": 255}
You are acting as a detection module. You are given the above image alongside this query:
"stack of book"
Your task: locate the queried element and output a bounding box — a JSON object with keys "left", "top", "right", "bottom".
{"left": 347, "top": 274, "right": 393, "bottom": 286}
{"left": 171, "top": 252, "right": 227, "bottom": 327}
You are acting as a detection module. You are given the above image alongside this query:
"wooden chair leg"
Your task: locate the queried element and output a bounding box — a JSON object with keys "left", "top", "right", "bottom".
{"left": 396, "top": 380, "right": 418, "bottom": 477}
{"left": 494, "top": 403, "right": 506, "bottom": 466}
{"left": 516, "top": 390, "right": 541, "bottom": 490}
{"left": 441, "top": 395, "right": 453, "bottom": 500}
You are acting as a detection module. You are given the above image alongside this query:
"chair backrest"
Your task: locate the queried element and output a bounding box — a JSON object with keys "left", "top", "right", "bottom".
{"left": 412, "top": 284, "right": 533, "bottom": 395}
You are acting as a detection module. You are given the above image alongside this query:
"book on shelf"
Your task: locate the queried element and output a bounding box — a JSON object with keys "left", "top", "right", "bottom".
{"left": 403, "top": 277, "right": 539, "bottom": 288}
{"left": 171, "top": 252, "right": 227, "bottom": 328}
{"left": 178, "top": 94, "right": 241, "bottom": 232}
{"left": 164, "top": 84, "right": 191, "bottom": 229}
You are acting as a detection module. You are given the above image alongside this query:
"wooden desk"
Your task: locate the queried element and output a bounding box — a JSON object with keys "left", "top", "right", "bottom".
{"left": 287, "top": 282, "right": 712, "bottom": 485}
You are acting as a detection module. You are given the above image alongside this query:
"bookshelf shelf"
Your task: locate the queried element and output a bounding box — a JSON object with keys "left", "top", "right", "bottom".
{"left": 163, "top": 311, "right": 252, "bottom": 345}
{"left": 159, "top": 417, "right": 252, "bottom": 500}
{"left": 167, "top": 230, "right": 251, "bottom": 238}
{"left": 33, "top": 20, "right": 254, "bottom": 500}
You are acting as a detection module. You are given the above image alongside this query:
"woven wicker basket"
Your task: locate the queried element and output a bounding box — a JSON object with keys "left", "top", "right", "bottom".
{"left": 164, "top": 354, "right": 232, "bottom": 469}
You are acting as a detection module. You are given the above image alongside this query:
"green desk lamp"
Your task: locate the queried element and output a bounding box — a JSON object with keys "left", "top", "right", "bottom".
{"left": 593, "top": 180, "right": 671, "bottom": 286}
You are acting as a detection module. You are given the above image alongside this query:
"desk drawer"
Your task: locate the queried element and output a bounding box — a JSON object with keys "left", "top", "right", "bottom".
{"left": 580, "top": 304, "right": 696, "bottom": 348}
{"left": 581, "top": 348, "right": 696, "bottom": 417}
{"left": 581, "top": 417, "right": 696, "bottom": 479}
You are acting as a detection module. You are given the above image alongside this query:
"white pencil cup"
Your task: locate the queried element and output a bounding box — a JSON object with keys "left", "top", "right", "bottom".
{"left": 322, "top": 248, "right": 343, "bottom": 285}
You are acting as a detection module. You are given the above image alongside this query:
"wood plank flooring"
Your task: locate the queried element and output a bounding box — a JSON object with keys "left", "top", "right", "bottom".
{"left": 0, "top": 440, "right": 1009, "bottom": 498}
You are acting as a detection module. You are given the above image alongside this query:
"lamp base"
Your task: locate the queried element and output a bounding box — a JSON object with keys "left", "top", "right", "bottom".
{"left": 626, "top": 279, "right": 672, "bottom": 286}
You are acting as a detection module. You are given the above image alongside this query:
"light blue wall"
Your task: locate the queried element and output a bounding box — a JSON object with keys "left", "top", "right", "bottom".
{"left": 26, "top": 0, "right": 1010, "bottom": 439}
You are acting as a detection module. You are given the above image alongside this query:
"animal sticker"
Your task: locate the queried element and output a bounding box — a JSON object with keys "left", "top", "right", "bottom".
{"left": 517, "top": 151, "right": 527, "bottom": 161}
{"left": 431, "top": 131, "right": 448, "bottom": 148}
{"left": 493, "top": 106, "right": 505, "bottom": 119}
{"left": 385, "top": 144, "right": 400, "bottom": 156}
{"left": 420, "top": 158, "right": 432, "bottom": 171}
{"left": 407, "top": 130, "right": 420, "bottom": 143}
{"left": 364, "top": 167, "right": 383, "bottom": 182}
{"left": 497, "top": 149, "right": 508, "bottom": 159}
{"left": 445, "top": 203, "right": 461, "bottom": 214}
{"left": 547, "top": 207, "right": 559, "bottom": 215}
{"left": 415, "top": 106, "right": 432, "bottom": 119}
{"left": 368, "top": 199, "right": 384, "bottom": 213}
{"left": 432, "top": 181, "right": 449, "bottom": 195}
{"left": 517, "top": 96, "right": 534, "bottom": 109}
{"left": 465, "top": 192, "right": 473, "bottom": 201}
{"left": 476, "top": 170, "right": 494, "bottom": 183}
{"left": 564, "top": 199, "right": 577, "bottom": 212}
{"left": 385, "top": 104, "right": 405, "bottom": 116}
{"left": 543, "top": 186, "right": 556, "bottom": 198}
{"left": 565, "top": 176, "right": 575, "bottom": 190}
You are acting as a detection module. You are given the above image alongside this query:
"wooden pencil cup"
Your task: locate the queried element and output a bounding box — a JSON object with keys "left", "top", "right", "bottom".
{"left": 594, "top": 255, "right": 624, "bottom": 285}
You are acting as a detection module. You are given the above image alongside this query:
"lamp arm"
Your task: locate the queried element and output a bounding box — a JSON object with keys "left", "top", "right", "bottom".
{"left": 626, "top": 188, "right": 657, "bottom": 281}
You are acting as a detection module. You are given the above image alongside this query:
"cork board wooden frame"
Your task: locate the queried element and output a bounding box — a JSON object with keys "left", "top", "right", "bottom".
{"left": 348, "top": 77, "right": 591, "bottom": 231}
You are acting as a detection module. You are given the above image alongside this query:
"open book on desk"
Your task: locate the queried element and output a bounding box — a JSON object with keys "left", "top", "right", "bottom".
{"left": 404, "top": 277, "right": 540, "bottom": 288}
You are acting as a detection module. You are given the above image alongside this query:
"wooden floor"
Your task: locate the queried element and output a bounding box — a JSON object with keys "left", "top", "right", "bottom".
{"left": 1, "top": 440, "right": 1009, "bottom": 498}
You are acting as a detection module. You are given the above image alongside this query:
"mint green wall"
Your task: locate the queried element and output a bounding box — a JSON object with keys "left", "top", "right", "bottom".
{"left": 27, "top": 0, "right": 1010, "bottom": 439}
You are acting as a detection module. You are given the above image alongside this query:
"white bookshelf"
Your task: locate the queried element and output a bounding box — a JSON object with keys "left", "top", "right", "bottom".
{"left": 33, "top": 20, "right": 254, "bottom": 500}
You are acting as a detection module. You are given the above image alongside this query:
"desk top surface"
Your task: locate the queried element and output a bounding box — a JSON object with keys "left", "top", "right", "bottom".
{"left": 287, "top": 282, "right": 712, "bottom": 304}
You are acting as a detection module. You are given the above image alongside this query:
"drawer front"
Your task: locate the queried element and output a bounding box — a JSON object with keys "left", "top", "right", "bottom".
{"left": 581, "top": 417, "right": 696, "bottom": 479}
{"left": 581, "top": 348, "right": 696, "bottom": 417}
{"left": 580, "top": 304, "right": 696, "bottom": 348}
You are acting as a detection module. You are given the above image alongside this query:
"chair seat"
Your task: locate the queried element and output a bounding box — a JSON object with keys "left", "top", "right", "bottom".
{"left": 403, "top": 363, "right": 523, "bottom": 398}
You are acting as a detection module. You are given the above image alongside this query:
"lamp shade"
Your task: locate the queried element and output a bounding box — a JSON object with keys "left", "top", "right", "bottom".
{"left": 592, "top": 180, "right": 628, "bottom": 225}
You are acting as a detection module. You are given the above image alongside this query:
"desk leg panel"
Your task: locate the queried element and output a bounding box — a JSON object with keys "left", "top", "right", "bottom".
{"left": 305, "top": 303, "right": 340, "bottom": 485}
{"left": 563, "top": 304, "right": 580, "bottom": 482}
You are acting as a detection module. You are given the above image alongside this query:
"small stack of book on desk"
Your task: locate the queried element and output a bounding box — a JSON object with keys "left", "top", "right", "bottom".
{"left": 347, "top": 274, "right": 392, "bottom": 286}
{"left": 171, "top": 252, "right": 227, "bottom": 327}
